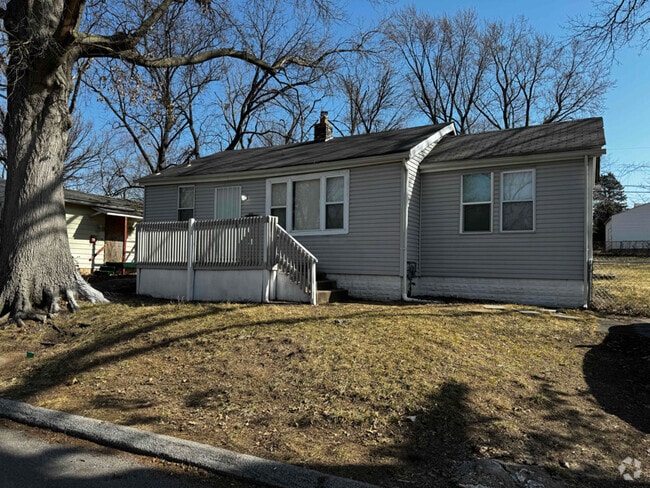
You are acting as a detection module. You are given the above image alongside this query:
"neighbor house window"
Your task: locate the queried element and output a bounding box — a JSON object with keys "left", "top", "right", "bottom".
{"left": 178, "top": 186, "right": 194, "bottom": 221}
{"left": 214, "top": 186, "right": 242, "bottom": 220}
{"left": 461, "top": 172, "right": 492, "bottom": 233}
{"left": 266, "top": 171, "right": 349, "bottom": 235}
{"left": 501, "top": 170, "right": 535, "bottom": 232}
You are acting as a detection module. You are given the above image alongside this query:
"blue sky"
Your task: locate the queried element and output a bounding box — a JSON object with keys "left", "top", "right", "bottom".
{"left": 353, "top": 0, "right": 650, "bottom": 205}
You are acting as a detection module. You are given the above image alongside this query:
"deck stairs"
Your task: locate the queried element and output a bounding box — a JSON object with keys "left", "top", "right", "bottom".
{"left": 315, "top": 272, "right": 348, "bottom": 304}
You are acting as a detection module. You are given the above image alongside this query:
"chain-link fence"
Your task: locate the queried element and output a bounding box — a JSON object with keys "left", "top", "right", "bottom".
{"left": 591, "top": 257, "right": 650, "bottom": 316}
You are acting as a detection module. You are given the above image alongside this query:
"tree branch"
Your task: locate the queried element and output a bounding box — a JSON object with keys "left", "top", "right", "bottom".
{"left": 54, "top": 0, "right": 85, "bottom": 46}
{"left": 77, "top": 0, "right": 176, "bottom": 57}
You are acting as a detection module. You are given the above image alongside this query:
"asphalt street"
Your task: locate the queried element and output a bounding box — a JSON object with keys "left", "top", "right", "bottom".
{"left": 0, "top": 426, "right": 245, "bottom": 488}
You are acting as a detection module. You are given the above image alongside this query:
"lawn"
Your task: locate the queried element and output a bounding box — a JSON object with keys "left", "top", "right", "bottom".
{"left": 0, "top": 295, "right": 647, "bottom": 487}
{"left": 592, "top": 258, "right": 650, "bottom": 316}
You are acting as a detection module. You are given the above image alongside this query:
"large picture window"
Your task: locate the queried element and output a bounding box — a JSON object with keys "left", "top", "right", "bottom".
{"left": 178, "top": 186, "right": 194, "bottom": 221}
{"left": 461, "top": 173, "right": 492, "bottom": 233}
{"left": 501, "top": 170, "right": 535, "bottom": 231}
{"left": 266, "top": 171, "right": 349, "bottom": 235}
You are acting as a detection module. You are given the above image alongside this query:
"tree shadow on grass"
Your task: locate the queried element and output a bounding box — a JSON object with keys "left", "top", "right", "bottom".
{"left": 583, "top": 324, "right": 650, "bottom": 434}
{"left": 0, "top": 304, "right": 366, "bottom": 402}
{"left": 306, "top": 381, "right": 479, "bottom": 487}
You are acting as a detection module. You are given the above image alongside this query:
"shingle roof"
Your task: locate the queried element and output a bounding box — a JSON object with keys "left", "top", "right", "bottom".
{"left": 140, "top": 124, "right": 450, "bottom": 182}
{"left": 424, "top": 117, "right": 605, "bottom": 163}
{"left": 0, "top": 180, "right": 142, "bottom": 217}
{"left": 63, "top": 189, "right": 142, "bottom": 217}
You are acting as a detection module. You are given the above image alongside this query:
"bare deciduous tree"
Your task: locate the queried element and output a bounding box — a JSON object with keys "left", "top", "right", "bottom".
{"left": 213, "top": 0, "right": 350, "bottom": 150}
{"left": 335, "top": 54, "right": 409, "bottom": 135}
{"left": 0, "top": 0, "right": 354, "bottom": 324}
{"left": 383, "top": 8, "right": 489, "bottom": 133}
{"left": 573, "top": 0, "right": 649, "bottom": 53}
{"left": 84, "top": 0, "right": 223, "bottom": 177}
{"left": 385, "top": 8, "right": 611, "bottom": 133}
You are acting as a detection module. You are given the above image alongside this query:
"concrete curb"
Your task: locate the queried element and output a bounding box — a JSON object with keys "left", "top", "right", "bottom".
{"left": 0, "top": 398, "right": 378, "bottom": 488}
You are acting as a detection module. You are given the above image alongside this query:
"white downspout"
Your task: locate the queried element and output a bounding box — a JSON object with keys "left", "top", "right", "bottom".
{"left": 584, "top": 155, "right": 595, "bottom": 308}
{"left": 400, "top": 161, "right": 410, "bottom": 301}
{"left": 400, "top": 160, "right": 429, "bottom": 303}
{"left": 400, "top": 124, "right": 456, "bottom": 302}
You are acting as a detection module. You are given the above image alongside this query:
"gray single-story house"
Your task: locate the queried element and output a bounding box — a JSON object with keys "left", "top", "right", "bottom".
{"left": 137, "top": 114, "right": 605, "bottom": 307}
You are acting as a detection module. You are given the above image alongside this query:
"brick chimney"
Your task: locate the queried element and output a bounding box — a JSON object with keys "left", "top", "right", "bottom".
{"left": 314, "top": 111, "right": 333, "bottom": 142}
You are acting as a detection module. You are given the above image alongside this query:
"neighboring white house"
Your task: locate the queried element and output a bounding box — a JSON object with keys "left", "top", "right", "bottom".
{"left": 0, "top": 180, "right": 142, "bottom": 273}
{"left": 605, "top": 203, "right": 650, "bottom": 251}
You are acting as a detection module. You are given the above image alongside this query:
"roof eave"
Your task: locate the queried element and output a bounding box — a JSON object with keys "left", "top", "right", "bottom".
{"left": 138, "top": 151, "right": 411, "bottom": 186}
{"left": 420, "top": 148, "right": 606, "bottom": 173}
{"left": 90, "top": 207, "right": 143, "bottom": 219}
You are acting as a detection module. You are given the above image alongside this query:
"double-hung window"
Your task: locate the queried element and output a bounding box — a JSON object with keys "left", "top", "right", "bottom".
{"left": 270, "top": 183, "right": 287, "bottom": 228}
{"left": 501, "top": 170, "right": 535, "bottom": 232}
{"left": 178, "top": 186, "right": 195, "bottom": 221}
{"left": 461, "top": 173, "right": 492, "bottom": 233}
{"left": 267, "top": 171, "right": 349, "bottom": 235}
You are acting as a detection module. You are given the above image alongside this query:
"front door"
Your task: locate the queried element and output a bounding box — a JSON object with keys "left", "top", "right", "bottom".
{"left": 104, "top": 216, "right": 124, "bottom": 263}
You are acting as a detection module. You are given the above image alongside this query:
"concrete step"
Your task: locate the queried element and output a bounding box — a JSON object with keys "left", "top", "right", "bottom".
{"left": 316, "top": 288, "right": 349, "bottom": 304}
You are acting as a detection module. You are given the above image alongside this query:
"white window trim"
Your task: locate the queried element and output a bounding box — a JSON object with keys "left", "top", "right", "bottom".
{"left": 265, "top": 170, "right": 350, "bottom": 236}
{"left": 460, "top": 172, "right": 493, "bottom": 234}
{"left": 500, "top": 169, "right": 536, "bottom": 233}
{"left": 214, "top": 186, "right": 242, "bottom": 220}
{"left": 178, "top": 185, "right": 195, "bottom": 220}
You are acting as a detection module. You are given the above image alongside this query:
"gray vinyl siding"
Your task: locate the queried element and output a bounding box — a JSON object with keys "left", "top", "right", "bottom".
{"left": 420, "top": 160, "right": 586, "bottom": 280}
{"left": 144, "top": 185, "right": 177, "bottom": 221}
{"left": 194, "top": 179, "right": 265, "bottom": 219}
{"left": 142, "top": 165, "right": 402, "bottom": 275}
{"left": 143, "top": 180, "right": 265, "bottom": 221}
{"left": 407, "top": 162, "right": 421, "bottom": 267}
{"left": 406, "top": 138, "right": 442, "bottom": 273}
{"left": 295, "top": 164, "right": 402, "bottom": 276}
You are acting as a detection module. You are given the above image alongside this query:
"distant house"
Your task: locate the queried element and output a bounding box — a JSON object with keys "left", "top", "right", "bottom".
{"left": 0, "top": 180, "right": 142, "bottom": 273}
{"left": 605, "top": 203, "right": 650, "bottom": 251}
{"left": 137, "top": 114, "right": 605, "bottom": 308}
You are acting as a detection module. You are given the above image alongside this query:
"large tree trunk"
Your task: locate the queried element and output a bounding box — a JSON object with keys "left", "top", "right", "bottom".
{"left": 0, "top": 1, "right": 106, "bottom": 324}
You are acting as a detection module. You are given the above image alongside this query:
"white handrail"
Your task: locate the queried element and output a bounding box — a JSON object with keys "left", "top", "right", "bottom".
{"left": 271, "top": 220, "right": 318, "bottom": 299}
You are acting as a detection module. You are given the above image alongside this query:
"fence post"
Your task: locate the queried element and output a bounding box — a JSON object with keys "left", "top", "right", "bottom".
{"left": 186, "top": 218, "right": 195, "bottom": 301}
{"left": 310, "top": 260, "right": 317, "bottom": 306}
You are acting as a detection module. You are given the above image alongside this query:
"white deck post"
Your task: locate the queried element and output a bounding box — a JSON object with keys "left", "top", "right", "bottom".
{"left": 186, "top": 218, "right": 195, "bottom": 301}
{"left": 310, "top": 261, "right": 317, "bottom": 306}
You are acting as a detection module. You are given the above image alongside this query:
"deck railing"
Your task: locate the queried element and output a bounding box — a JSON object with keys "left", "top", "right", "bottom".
{"left": 273, "top": 224, "right": 318, "bottom": 296}
{"left": 193, "top": 216, "right": 273, "bottom": 269}
{"left": 136, "top": 220, "right": 189, "bottom": 267}
{"left": 136, "top": 216, "right": 317, "bottom": 302}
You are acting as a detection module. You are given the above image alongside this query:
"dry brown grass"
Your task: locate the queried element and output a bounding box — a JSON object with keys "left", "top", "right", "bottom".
{"left": 592, "top": 258, "right": 650, "bottom": 316}
{"left": 0, "top": 297, "right": 647, "bottom": 487}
